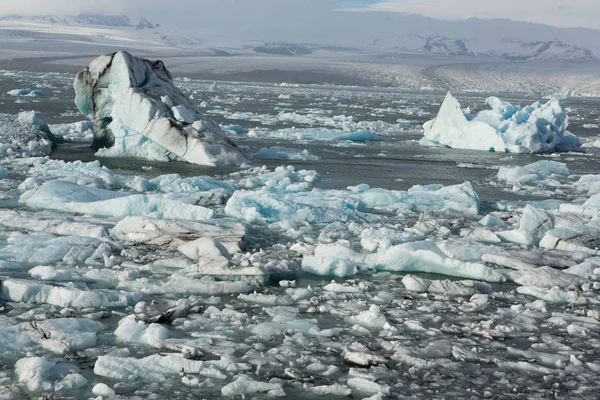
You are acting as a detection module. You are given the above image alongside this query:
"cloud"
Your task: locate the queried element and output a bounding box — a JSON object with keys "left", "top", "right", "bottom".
{"left": 2, "top": 0, "right": 599, "bottom": 30}
{"left": 357, "top": 0, "right": 600, "bottom": 29}
{"left": 0, "top": 0, "right": 128, "bottom": 16}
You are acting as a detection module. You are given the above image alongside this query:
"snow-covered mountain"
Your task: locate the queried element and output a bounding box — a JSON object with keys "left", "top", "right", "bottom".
{"left": 0, "top": 14, "right": 597, "bottom": 63}
{"left": 370, "top": 34, "right": 597, "bottom": 62}
{"left": 371, "top": 35, "right": 474, "bottom": 57}
{"left": 492, "top": 39, "right": 598, "bottom": 62}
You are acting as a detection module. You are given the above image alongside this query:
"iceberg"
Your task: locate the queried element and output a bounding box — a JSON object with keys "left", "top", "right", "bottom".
{"left": 422, "top": 93, "right": 581, "bottom": 153}
{"left": 74, "top": 51, "right": 249, "bottom": 166}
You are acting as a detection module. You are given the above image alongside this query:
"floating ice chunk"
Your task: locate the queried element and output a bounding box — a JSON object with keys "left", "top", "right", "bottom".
{"left": 302, "top": 256, "right": 358, "bottom": 278}
{"left": 482, "top": 248, "right": 580, "bottom": 270}
{"left": 255, "top": 146, "right": 319, "bottom": 161}
{"left": 479, "top": 214, "right": 507, "bottom": 228}
{"left": 225, "top": 181, "right": 480, "bottom": 225}
{"left": 360, "top": 226, "right": 419, "bottom": 251}
{"left": 347, "top": 377, "right": 390, "bottom": 396}
{"left": 74, "top": 51, "right": 248, "bottom": 166}
{"left": 7, "top": 89, "right": 46, "bottom": 97}
{"left": 178, "top": 237, "right": 231, "bottom": 261}
{"left": 92, "top": 383, "right": 116, "bottom": 397}
{"left": 305, "top": 241, "right": 505, "bottom": 282}
{"left": 15, "top": 357, "right": 86, "bottom": 392}
{"left": 497, "top": 160, "right": 570, "bottom": 186}
{"left": 343, "top": 343, "right": 387, "bottom": 367}
{"left": 309, "top": 384, "right": 352, "bottom": 396}
{"left": 539, "top": 223, "right": 600, "bottom": 253}
{"left": 517, "top": 286, "right": 587, "bottom": 304}
{"left": 48, "top": 121, "right": 94, "bottom": 141}
{"left": 28, "top": 266, "right": 73, "bottom": 281}
{"left": 221, "top": 375, "right": 284, "bottom": 397}
{"left": 368, "top": 241, "right": 505, "bottom": 282}
{"left": 110, "top": 216, "right": 246, "bottom": 253}
{"left": 332, "top": 130, "right": 381, "bottom": 141}
{"left": 114, "top": 315, "right": 171, "bottom": 348}
{"left": 323, "top": 282, "right": 361, "bottom": 293}
{"left": 20, "top": 318, "right": 105, "bottom": 354}
{"left": 0, "top": 210, "right": 108, "bottom": 239}
{"left": 402, "top": 274, "right": 491, "bottom": 296}
{"left": 222, "top": 124, "right": 246, "bottom": 134}
{"left": 507, "top": 266, "right": 585, "bottom": 288}
{"left": 117, "top": 274, "right": 251, "bottom": 295}
{"left": 21, "top": 180, "right": 214, "bottom": 220}
{"left": 27, "top": 158, "right": 123, "bottom": 189}
{"left": 94, "top": 354, "right": 205, "bottom": 382}
{"left": 348, "top": 305, "right": 388, "bottom": 330}
{"left": 497, "top": 205, "right": 552, "bottom": 246}
{"left": 423, "top": 93, "right": 580, "bottom": 153}
{"left": 565, "top": 258, "right": 600, "bottom": 279}
{"left": 1, "top": 278, "right": 140, "bottom": 308}
{"left": 0, "top": 232, "right": 103, "bottom": 264}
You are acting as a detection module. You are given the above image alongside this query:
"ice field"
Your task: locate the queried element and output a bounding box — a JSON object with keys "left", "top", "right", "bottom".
{"left": 0, "top": 65, "right": 600, "bottom": 399}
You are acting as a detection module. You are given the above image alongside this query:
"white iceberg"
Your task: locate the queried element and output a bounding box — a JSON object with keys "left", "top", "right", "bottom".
{"left": 74, "top": 51, "right": 249, "bottom": 166}
{"left": 422, "top": 93, "right": 581, "bottom": 153}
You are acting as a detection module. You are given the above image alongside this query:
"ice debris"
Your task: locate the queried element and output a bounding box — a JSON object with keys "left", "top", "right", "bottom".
{"left": 0, "top": 112, "right": 58, "bottom": 158}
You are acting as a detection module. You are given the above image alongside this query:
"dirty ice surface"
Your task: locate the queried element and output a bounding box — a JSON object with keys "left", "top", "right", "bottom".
{"left": 1, "top": 70, "right": 600, "bottom": 399}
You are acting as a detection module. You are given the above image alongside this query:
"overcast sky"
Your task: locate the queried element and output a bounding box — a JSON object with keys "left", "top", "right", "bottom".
{"left": 352, "top": 0, "right": 600, "bottom": 30}
{"left": 1, "top": 0, "right": 599, "bottom": 30}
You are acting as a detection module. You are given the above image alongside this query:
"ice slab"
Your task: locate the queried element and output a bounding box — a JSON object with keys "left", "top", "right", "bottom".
{"left": 304, "top": 242, "right": 506, "bottom": 282}
{"left": 21, "top": 180, "right": 214, "bottom": 220}
{"left": 497, "top": 160, "right": 570, "bottom": 186}
{"left": 423, "top": 93, "right": 580, "bottom": 153}
{"left": 1, "top": 278, "right": 141, "bottom": 308}
{"left": 110, "top": 216, "right": 246, "bottom": 252}
{"left": 225, "top": 181, "right": 480, "bottom": 225}
{"left": 15, "top": 357, "right": 86, "bottom": 392}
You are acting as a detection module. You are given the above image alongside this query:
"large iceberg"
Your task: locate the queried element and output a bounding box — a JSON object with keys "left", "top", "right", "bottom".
{"left": 422, "top": 93, "right": 581, "bottom": 153}
{"left": 74, "top": 51, "right": 249, "bottom": 166}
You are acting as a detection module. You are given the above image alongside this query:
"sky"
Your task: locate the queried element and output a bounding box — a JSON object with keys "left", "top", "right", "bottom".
{"left": 348, "top": 0, "right": 600, "bottom": 30}
{"left": 0, "top": 0, "right": 598, "bottom": 30}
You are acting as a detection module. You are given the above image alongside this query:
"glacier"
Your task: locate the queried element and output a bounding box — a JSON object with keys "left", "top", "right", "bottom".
{"left": 74, "top": 51, "right": 249, "bottom": 166}
{"left": 422, "top": 93, "right": 581, "bottom": 153}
